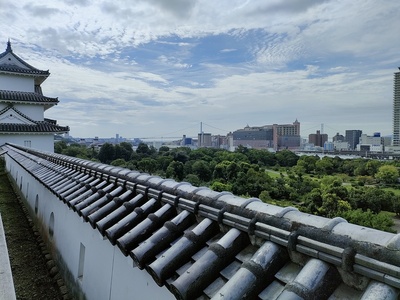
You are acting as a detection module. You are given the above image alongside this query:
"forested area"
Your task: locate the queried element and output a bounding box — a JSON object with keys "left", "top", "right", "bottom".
{"left": 55, "top": 141, "right": 400, "bottom": 232}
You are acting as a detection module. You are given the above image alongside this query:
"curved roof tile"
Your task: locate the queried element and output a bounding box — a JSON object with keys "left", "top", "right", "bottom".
{"left": 2, "top": 143, "right": 400, "bottom": 300}
{"left": 0, "top": 122, "right": 69, "bottom": 133}
{"left": 0, "top": 90, "right": 58, "bottom": 103}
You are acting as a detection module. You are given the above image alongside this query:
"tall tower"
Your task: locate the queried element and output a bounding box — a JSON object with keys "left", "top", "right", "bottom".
{"left": 392, "top": 68, "right": 400, "bottom": 146}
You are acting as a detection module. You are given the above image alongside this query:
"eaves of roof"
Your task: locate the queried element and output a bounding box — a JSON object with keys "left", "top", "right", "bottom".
{"left": 3, "top": 143, "right": 400, "bottom": 300}
{"left": 0, "top": 90, "right": 58, "bottom": 104}
{"left": 0, "top": 123, "right": 69, "bottom": 134}
{"left": 0, "top": 64, "right": 49, "bottom": 76}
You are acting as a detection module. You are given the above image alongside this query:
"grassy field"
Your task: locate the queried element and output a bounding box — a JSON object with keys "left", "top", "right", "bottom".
{"left": 382, "top": 187, "right": 400, "bottom": 196}
{"left": 265, "top": 169, "right": 284, "bottom": 178}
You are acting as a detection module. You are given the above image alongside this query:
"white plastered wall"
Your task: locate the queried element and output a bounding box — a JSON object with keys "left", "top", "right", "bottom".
{"left": 4, "top": 156, "right": 174, "bottom": 300}
{"left": 0, "top": 135, "right": 54, "bottom": 152}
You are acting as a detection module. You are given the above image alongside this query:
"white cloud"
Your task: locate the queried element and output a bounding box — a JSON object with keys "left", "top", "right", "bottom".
{"left": 0, "top": 0, "right": 399, "bottom": 139}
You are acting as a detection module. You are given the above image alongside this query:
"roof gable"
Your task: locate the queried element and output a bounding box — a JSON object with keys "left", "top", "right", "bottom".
{"left": 0, "top": 105, "right": 36, "bottom": 125}
{"left": 0, "top": 105, "right": 69, "bottom": 134}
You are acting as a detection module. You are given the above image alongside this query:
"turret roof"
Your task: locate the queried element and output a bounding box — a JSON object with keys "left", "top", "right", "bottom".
{"left": 0, "top": 41, "right": 50, "bottom": 81}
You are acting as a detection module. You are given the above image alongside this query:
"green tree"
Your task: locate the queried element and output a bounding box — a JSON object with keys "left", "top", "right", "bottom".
{"left": 184, "top": 174, "right": 202, "bottom": 186}
{"left": 233, "top": 168, "right": 272, "bottom": 197}
{"left": 110, "top": 158, "right": 127, "bottom": 167}
{"left": 156, "top": 155, "right": 173, "bottom": 172}
{"left": 54, "top": 140, "right": 68, "bottom": 154}
{"left": 191, "top": 160, "right": 212, "bottom": 182}
{"left": 275, "top": 150, "right": 299, "bottom": 167}
{"left": 315, "top": 157, "right": 335, "bottom": 175}
{"left": 210, "top": 181, "right": 232, "bottom": 192}
{"left": 98, "top": 143, "right": 115, "bottom": 164}
{"left": 259, "top": 190, "right": 272, "bottom": 202}
{"left": 247, "top": 149, "right": 276, "bottom": 167}
{"left": 339, "top": 209, "right": 395, "bottom": 232}
{"left": 365, "top": 160, "right": 380, "bottom": 176}
{"left": 166, "top": 161, "right": 185, "bottom": 181}
{"left": 61, "top": 144, "right": 90, "bottom": 158}
{"left": 394, "top": 196, "right": 400, "bottom": 216}
{"left": 296, "top": 155, "right": 319, "bottom": 174}
{"left": 137, "top": 158, "right": 158, "bottom": 174}
{"left": 115, "top": 142, "right": 133, "bottom": 161}
{"left": 375, "top": 165, "right": 399, "bottom": 184}
{"left": 136, "top": 143, "right": 151, "bottom": 156}
{"left": 158, "top": 146, "right": 170, "bottom": 154}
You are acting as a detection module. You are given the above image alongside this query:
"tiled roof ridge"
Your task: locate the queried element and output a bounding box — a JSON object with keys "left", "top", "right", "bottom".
{"left": 0, "top": 41, "right": 49, "bottom": 76}
{"left": 6, "top": 143, "right": 400, "bottom": 275}
{"left": 0, "top": 90, "right": 58, "bottom": 103}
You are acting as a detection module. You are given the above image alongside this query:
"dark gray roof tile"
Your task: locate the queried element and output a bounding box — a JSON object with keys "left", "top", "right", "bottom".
{"left": 259, "top": 281, "right": 285, "bottom": 300}
{"left": 0, "top": 90, "right": 57, "bottom": 103}
{"left": 2, "top": 143, "right": 400, "bottom": 300}
{"left": 0, "top": 122, "right": 69, "bottom": 133}
{"left": 147, "top": 218, "right": 220, "bottom": 286}
{"left": 130, "top": 210, "right": 196, "bottom": 268}
{"left": 87, "top": 190, "right": 133, "bottom": 227}
{"left": 116, "top": 203, "right": 176, "bottom": 255}
{"left": 170, "top": 228, "right": 250, "bottom": 300}
{"left": 203, "top": 277, "right": 227, "bottom": 299}
{"left": 361, "top": 281, "right": 399, "bottom": 300}
{"left": 96, "top": 193, "right": 144, "bottom": 236}
{"left": 106, "top": 198, "right": 162, "bottom": 245}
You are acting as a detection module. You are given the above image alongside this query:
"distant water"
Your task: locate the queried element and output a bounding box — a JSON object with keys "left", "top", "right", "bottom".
{"left": 296, "top": 152, "right": 362, "bottom": 159}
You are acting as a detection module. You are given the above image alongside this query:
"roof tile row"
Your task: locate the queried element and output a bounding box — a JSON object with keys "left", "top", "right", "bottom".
{"left": 2, "top": 143, "right": 400, "bottom": 300}
{"left": 0, "top": 122, "right": 69, "bottom": 133}
{"left": 0, "top": 90, "right": 58, "bottom": 103}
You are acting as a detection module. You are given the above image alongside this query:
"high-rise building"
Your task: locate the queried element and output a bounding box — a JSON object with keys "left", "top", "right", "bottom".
{"left": 308, "top": 130, "right": 328, "bottom": 147}
{"left": 231, "top": 120, "right": 301, "bottom": 150}
{"left": 345, "top": 130, "right": 362, "bottom": 150}
{"left": 392, "top": 69, "right": 400, "bottom": 146}
{"left": 272, "top": 119, "right": 301, "bottom": 150}
{"left": 232, "top": 125, "right": 274, "bottom": 149}
{"left": 198, "top": 132, "right": 212, "bottom": 147}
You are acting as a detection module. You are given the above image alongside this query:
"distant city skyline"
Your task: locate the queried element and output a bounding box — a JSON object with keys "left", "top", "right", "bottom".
{"left": 2, "top": 1, "right": 399, "bottom": 139}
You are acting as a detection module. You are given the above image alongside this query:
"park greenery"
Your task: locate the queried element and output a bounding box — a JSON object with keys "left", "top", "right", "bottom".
{"left": 55, "top": 141, "right": 400, "bottom": 232}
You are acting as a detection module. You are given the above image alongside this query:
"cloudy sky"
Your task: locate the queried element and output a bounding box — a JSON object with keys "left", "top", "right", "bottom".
{"left": 1, "top": 0, "right": 399, "bottom": 140}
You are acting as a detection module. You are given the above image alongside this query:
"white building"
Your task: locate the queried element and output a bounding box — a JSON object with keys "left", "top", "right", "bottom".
{"left": 333, "top": 141, "right": 350, "bottom": 151}
{"left": 356, "top": 134, "right": 383, "bottom": 152}
{"left": 0, "top": 41, "right": 69, "bottom": 152}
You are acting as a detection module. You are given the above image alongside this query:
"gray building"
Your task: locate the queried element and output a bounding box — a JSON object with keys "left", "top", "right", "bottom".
{"left": 332, "top": 132, "right": 345, "bottom": 142}
{"left": 345, "top": 130, "right": 362, "bottom": 150}
{"left": 232, "top": 125, "right": 273, "bottom": 149}
{"left": 309, "top": 130, "right": 328, "bottom": 147}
